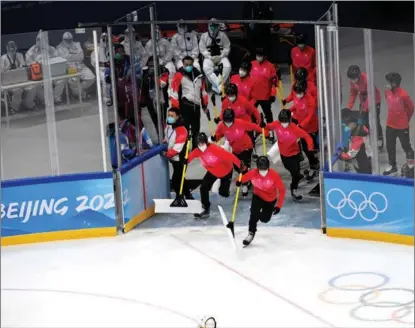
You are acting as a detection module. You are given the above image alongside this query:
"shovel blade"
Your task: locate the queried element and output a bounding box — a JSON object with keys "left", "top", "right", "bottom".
{"left": 218, "top": 205, "right": 238, "bottom": 250}
{"left": 154, "top": 199, "right": 203, "bottom": 214}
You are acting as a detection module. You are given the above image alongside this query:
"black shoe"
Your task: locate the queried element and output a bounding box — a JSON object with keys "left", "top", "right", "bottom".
{"left": 194, "top": 206, "right": 210, "bottom": 219}
{"left": 184, "top": 193, "right": 194, "bottom": 200}
{"left": 243, "top": 232, "right": 255, "bottom": 246}
{"left": 291, "top": 189, "right": 303, "bottom": 202}
{"left": 305, "top": 168, "right": 317, "bottom": 181}
{"left": 383, "top": 165, "right": 398, "bottom": 176}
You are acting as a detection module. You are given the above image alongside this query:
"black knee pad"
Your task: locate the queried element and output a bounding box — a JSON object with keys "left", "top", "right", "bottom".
{"left": 259, "top": 216, "right": 271, "bottom": 223}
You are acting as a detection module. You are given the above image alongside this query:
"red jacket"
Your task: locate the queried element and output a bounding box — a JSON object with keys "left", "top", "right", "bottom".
{"left": 165, "top": 124, "right": 188, "bottom": 161}
{"left": 215, "top": 119, "right": 263, "bottom": 154}
{"left": 266, "top": 121, "right": 314, "bottom": 157}
{"left": 230, "top": 74, "right": 255, "bottom": 104}
{"left": 240, "top": 169, "right": 286, "bottom": 206}
{"left": 285, "top": 80, "right": 317, "bottom": 104}
{"left": 291, "top": 46, "right": 316, "bottom": 82}
{"left": 348, "top": 72, "right": 381, "bottom": 112}
{"left": 188, "top": 143, "right": 241, "bottom": 178}
{"left": 385, "top": 87, "right": 414, "bottom": 129}
{"left": 169, "top": 69, "right": 208, "bottom": 108}
{"left": 250, "top": 59, "right": 278, "bottom": 101}
{"left": 340, "top": 125, "right": 371, "bottom": 160}
{"left": 220, "top": 95, "right": 261, "bottom": 123}
{"left": 290, "top": 94, "right": 319, "bottom": 133}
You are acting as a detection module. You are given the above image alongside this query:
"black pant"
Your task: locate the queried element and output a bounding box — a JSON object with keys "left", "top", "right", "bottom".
{"left": 255, "top": 100, "right": 273, "bottom": 123}
{"left": 386, "top": 126, "right": 414, "bottom": 167}
{"left": 170, "top": 160, "right": 191, "bottom": 197}
{"left": 360, "top": 104, "right": 383, "bottom": 141}
{"left": 300, "top": 131, "right": 320, "bottom": 169}
{"left": 249, "top": 194, "right": 276, "bottom": 233}
{"left": 280, "top": 153, "right": 302, "bottom": 190}
{"left": 354, "top": 154, "right": 372, "bottom": 174}
{"left": 181, "top": 98, "right": 201, "bottom": 149}
{"left": 234, "top": 149, "right": 253, "bottom": 180}
{"left": 200, "top": 169, "right": 233, "bottom": 208}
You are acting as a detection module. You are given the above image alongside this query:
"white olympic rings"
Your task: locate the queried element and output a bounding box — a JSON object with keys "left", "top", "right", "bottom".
{"left": 326, "top": 188, "right": 388, "bottom": 222}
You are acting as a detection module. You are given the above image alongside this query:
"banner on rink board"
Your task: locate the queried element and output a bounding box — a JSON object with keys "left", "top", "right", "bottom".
{"left": 324, "top": 174, "right": 414, "bottom": 236}
{"left": 121, "top": 163, "right": 143, "bottom": 225}
{"left": 1, "top": 174, "right": 119, "bottom": 237}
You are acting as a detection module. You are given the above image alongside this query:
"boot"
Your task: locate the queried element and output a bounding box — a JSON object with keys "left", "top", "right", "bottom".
{"left": 383, "top": 165, "right": 398, "bottom": 176}
{"left": 305, "top": 168, "right": 318, "bottom": 181}
{"left": 241, "top": 185, "right": 249, "bottom": 198}
{"left": 194, "top": 205, "right": 210, "bottom": 219}
{"left": 243, "top": 232, "right": 255, "bottom": 246}
{"left": 291, "top": 189, "right": 303, "bottom": 202}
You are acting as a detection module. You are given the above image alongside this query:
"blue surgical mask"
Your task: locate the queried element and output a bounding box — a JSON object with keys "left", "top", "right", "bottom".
{"left": 167, "top": 117, "right": 175, "bottom": 125}
{"left": 344, "top": 126, "right": 350, "bottom": 132}
{"left": 184, "top": 65, "right": 193, "bottom": 73}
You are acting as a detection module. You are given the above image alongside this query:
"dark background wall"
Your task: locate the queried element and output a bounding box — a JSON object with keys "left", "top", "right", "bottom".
{"left": 1, "top": 1, "right": 414, "bottom": 35}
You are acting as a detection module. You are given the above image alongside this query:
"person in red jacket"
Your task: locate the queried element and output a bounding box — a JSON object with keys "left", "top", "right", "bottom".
{"left": 250, "top": 48, "right": 278, "bottom": 138}
{"left": 187, "top": 132, "right": 242, "bottom": 219}
{"left": 236, "top": 156, "right": 286, "bottom": 246}
{"left": 163, "top": 107, "right": 194, "bottom": 200}
{"left": 211, "top": 108, "right": 263, "bottom": 197}
{"left": 382, "top": 73, "right": 414, "bottom": 176}
{"left": 229, "top": 61, "right": 255, "bottom": 104}
{"left": 346, "top": 65, "right": 384, "bottom": 150}
{"left": 215, "top": 83, "right": 261, "bottom": 124}
{"left": 170, "top": 56, "right": 209, "bottom": 149}
{"left": 265, "top": 110, "right": 314, "bottom": 201}
{"left": 283, "top": 68, "right": 317, "bottom": 106}
{"left": 290, "top": 34, "right": 316, "bottom": 84}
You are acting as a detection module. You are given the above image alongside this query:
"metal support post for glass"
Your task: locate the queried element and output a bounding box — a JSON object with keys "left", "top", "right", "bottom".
{"left": 320, "top": 28, "right": 334, "bottom": 172}
{"left": 364, "top": 29, "right": 380, "bottom": 175}
{"left": 326, "top": 28, "right": 336, "bottom": 161}
{"left": 40, "top": 31, "right": 60, "bottom": 176}
{"left": 126, "top": 23, "right": 142, "bottom": 155}
{"left": 149, "top": 5, "right": 164, "bottom": 144}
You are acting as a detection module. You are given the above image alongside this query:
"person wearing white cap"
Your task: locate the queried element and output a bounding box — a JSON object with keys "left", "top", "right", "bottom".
{"left": 0, "top": 41, "right": 25, "bottom": 112}
{"left": 171, "top": 19, "right": 201, "bottom": 71}
{"left": 56, "top": 31, "right": 96, "bottom": 100}
{"left": 121, "top": 27, "right": 148, "bottom": 70}
{"left": 199, "top": 18, "right": 231, "bottom": 94}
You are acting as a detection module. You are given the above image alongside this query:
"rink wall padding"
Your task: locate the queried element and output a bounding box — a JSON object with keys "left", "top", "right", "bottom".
{"left": 323, "top": 171, "right": 414, "bottom": 246}
{"left": 120, "top": 145, "right": 169, "bottom": 233}
{"left": 1, "top": 172, "right": 117, "bottom": 246}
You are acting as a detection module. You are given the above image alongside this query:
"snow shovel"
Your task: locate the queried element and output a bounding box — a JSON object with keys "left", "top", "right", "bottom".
{"left": 154, "top": 139, "right": 203, "bottom": 214}
{"left": 222, "top": 173, "right": 243, "bottom": 241}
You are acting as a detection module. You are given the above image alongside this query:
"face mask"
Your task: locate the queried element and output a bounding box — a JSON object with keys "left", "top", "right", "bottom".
{"left": 115, "top": 53, "right": 122, "bottom": 61}
{"left": 298, "top": 44, "right": 305, "bottom": 50}
{"left": 178, "top": 26, "right": 187, "bottom": 35}
{"left": 256, "top": 56, "right": 264, "bottom": 62}
{"left": 224, "top": 122, "right": 233, "bottom": 127}
{"left": 259, "top": 169, "right": 268, "bottom": 177}
{"left": 386, "top": 83, "right": 393, "bottom": 90}
{"left": 281, "top": 122, "right": 289, "bottom": 128}
{"left": 351, "top": 78, "right": 359, "bottom": 84}
{"left": 198, "top": 144, "right": 207, "bottom": 152}
{"left": 209, "top": 25, "right": 218, "bottom": 34}
{"left": 344, "top": 126, "right": 351, "bottom": 132}
{"left": 239, "top": 69, "right": 247, "bottom": 78}
{"left": 296, "top": 93, "right": 304, "bottom": 99}
{"left": 167, "top": 116, "right": 175, "bottom": 125}
{"left": 228, "top": 96, "right": 236, "bottom": 102}
{"left": 7, "top": 48, "right": 16, "bottom": 58}
{"left": 184, "top": 65, "right": 193, "bottom": 73}
{"left": 63, "top": 39, "right": 72, "bottom": 47}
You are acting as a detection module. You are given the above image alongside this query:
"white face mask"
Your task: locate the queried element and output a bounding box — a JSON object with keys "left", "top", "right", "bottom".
{"left": 351, "top": 78, "right": 359, "bottom": 84}
{"left": 256, "top": 56, "right": 264, "bottom": 62}
{"left": 259, "top": 169, "right": 268, "bottom": 177}
{"left": 224, "top": 122, "right": 233, "bottom": 127}
{"left": 296, "top": 93, "right": 304, "bottom": 99}
{"left": 281, "top": 122, "right": 289, "bottom": 128}
{"left": 239, "top": 69, "right": 247, "bottom": 78}
{"left": 198, "top": 144, "right": 207, "bottom": 152}
{"left": 386, "top": 83, "right": 393, "bottom": 90}
{"left": 228, "top": 96, "right": 236, "bottom": 102}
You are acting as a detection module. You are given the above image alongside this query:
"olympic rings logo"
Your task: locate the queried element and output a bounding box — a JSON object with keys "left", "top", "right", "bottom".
{"left": 326, "top": 188, "right": 388, "bottom": 222}
{"left": 318, "top": 272, "right": 414, "bottom": 325}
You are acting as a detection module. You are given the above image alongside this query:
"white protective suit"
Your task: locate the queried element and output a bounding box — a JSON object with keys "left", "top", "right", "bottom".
{"left": 0, "top": 41, "right": 25, "bottom": 111}
{"left": 56, "top": 31, "right": 96, "bottom": 99}
{"left": 90, "top": 33, "right": 111, "bottom": 103}
{"left": 199, "top": 18, "right": 231, "bottom": 94}
{"left": 121, "top": 28, "right": 149, "bottom": 70}
{"left": 171, "top": 22, "right": 201, "bottom": 71}
{"left": 145, "top": 30, "right": 176, "bottom": 79}
{"left": 24, "top": 33, "right": 65, "bottom": 108}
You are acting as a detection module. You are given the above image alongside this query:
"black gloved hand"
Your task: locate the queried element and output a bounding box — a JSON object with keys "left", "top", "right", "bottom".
{"left": 221, "top": 96, "right": 226, "bottom": 102}
{"left": 273, "top": 207, "right": 281, "bottom": 215}
{"left": 211, "top": 134, "right": 217, "bottom": 142}
{"left": 269, "top": 96, "right": 276, "bottom": 103}
{"left": 235, "top": 180, "right": 242, "bottom": 187}
{"left": 260, "top": 121, "right": 266, "bottom": 128}
{"left": 291, "top": 118, "right": 299, "bottom": 125}
{"left": 183, "top": 158, "right": 188, "bottom": 165}
{"left": 282, "top": 99, "right": 287, "bottom": 106}
{"left": 214, "top": 117, "right": 221, "bottom": 124}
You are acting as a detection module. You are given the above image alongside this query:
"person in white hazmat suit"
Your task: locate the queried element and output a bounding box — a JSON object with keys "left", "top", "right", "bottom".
{"left": 24, "top": 32, "right": 65, "bottom": 108}
{"left": 121, "top": 28, "right": 149, "bottom": 70}
{"left": 56, "top": 31, "right": 96, "bottom": 100}
{"left": 199, "top": 18, "right": 231, "bottom": 94}
{"left": 0, "top": 41, "right": 26, "bottom": 112}
{"left": 91, "top": 32, "right": 112, "bottom": 105}
{"left": 145, "top": 26, "right": 176, "bottom": 80}
{"left": 171, "top": 20, "right": 201, "bottom": 71}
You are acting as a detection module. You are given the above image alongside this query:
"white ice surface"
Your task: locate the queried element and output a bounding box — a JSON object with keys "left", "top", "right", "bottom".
{"left": 1, "top": 227, "right": 414, "bottom": 328}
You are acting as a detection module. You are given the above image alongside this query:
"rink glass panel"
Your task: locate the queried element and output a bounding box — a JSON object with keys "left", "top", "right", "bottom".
{"left": 371, "top": 29, "right": 415, "bottom": 180}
